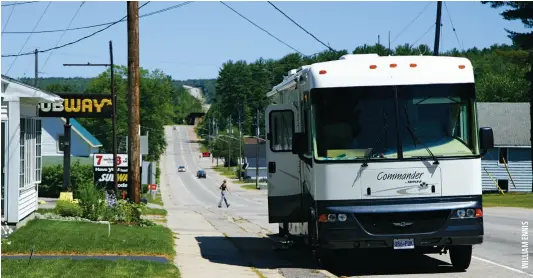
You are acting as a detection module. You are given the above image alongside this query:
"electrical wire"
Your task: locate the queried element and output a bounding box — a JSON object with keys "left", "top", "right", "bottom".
{"left": 1, "top": 1, "right": 37, "bottom": 7}
{"left": 5, "top": 1, "right": 52, "bottom": 75}
{"left": 1, "top": 2, "right": 150, "bottom": 58}
{"left": 220, "top": 1, "right": 305, "bottom": 56}
{"left": 2, "top": 1, "right": 18, "bottom": 35}
{"left": 3, "top": 1, "right": 193, "bottom": 35}
{"left": 40, "top": 1, "right": 86, "bottom": 72}
{"left": 443, "top": 2, "right": 464, "bottom": 51}
{"left": 266, "top": 1, "right": 333, "bottom": 51}
{"left": 391, "top": 2, "right": 431, "bottom": 44}
{"left": 410, "top": 23, "right": 435, "bottom": 49}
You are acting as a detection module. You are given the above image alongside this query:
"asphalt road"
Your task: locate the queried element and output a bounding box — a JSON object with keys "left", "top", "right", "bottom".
{"left": 163, "top": 125, "right": 533, "bottom": 278}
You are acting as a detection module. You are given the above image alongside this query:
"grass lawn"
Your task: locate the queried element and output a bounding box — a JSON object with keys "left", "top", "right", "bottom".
{"left": 241, "top": 184, "right": 261, "bottom": 190}
{"left": 213, "top": 166, "right": 236, "bottom": 178}
{"left": 3, "top": 219, "right": 175, "bottom": 258}
{"left": 483, "top": 192, "right": 533, "bottom": 209}
{"left": 144, "top": 207, "right": 167, "bottom": 216}
{"left": 1, "top": 259, "right": 180, "bottom": 278}
{"left": 143, "top": 192, "right": 164, "bottom": 206}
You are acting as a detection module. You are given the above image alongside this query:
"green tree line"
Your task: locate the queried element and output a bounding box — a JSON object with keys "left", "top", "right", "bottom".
{"left": 43, "top": 66, "right": 204, "bottom": 161}
{"left": 198, "top": 42, "right": 531, "bottom": 144}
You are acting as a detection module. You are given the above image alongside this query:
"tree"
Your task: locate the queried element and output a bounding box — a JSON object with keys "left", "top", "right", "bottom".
{"left": 483, "top": 1, "right": 533, "bottom": 191}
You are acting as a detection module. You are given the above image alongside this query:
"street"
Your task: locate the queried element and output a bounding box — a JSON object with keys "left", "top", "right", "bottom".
{"left": 161, "top": 125, "right": 533, "bottom": 278}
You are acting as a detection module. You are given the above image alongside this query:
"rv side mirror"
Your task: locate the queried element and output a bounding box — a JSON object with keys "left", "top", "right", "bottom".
{"left": 292, "top": 132, "right": 307, "bottom": 154}
{"left": 479, "top": 127, "right": 494, "bottom": 155}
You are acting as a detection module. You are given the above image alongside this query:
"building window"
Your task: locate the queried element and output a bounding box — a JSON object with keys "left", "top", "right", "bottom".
{"left": 498, "top": 148, "right": 508, "bottom": 165}
{"left": 19, "top": 118, "right": 39, "bottom": 189}
{"left": 19, "top": 120, "right": 25, "bottom": 188}
{"left": 36, "top": 119, "right": 42, "bottom": 183}
{"left": 58, "top": 135, "right": 65, "bottom": 152}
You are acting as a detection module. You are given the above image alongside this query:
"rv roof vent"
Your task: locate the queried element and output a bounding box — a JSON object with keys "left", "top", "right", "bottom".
{"left": 339, "top": 54, "right": 379, "bottom": 60}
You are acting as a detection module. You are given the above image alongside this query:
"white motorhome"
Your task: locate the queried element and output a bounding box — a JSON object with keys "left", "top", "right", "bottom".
{"left": 264, "top": 54, "right": 494, "bottom": 270}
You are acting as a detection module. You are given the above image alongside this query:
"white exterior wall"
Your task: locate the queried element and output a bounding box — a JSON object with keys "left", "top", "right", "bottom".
{"left": 3, "top": 100, "right": 42, "bottom": 224}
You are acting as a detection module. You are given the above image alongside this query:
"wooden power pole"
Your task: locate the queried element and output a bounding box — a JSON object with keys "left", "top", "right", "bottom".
{"left": 127, "top": 1, "right": 141, "bottom": 203}
{"left": 433, "top": 1, "right": 443, "bottom": 56}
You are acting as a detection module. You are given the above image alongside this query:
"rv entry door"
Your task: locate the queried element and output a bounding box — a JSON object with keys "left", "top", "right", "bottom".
{"left": 265, "top": 104, "right": 302, "bottom": 223}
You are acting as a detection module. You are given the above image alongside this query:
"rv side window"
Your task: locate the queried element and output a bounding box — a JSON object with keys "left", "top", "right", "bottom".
{"left": 269, "top": 110, "right": 294, "bottom": 152}
{"left": 304, "top": 107, "right": 312, "bottom": 155}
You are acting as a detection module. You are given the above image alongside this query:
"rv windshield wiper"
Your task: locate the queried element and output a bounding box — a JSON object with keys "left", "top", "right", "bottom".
{"left": 362, "top": 111, "right": 388, "bottom": 167}
{"left": 403, "top": 104, "right": 439, "bottom": 165}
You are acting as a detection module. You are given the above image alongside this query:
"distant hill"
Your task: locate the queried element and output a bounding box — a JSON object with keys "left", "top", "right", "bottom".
{"left": 17, "top": 77, "right": 217, "bottom": 103}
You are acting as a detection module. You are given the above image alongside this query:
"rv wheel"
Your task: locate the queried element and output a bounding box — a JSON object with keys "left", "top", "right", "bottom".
{"left": 449, "top": 245, "right": 472, "bottom": 270}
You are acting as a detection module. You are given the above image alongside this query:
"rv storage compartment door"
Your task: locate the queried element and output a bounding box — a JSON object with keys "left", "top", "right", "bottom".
{"left": 266, "top": 104, "right": 302, "bottom": 223}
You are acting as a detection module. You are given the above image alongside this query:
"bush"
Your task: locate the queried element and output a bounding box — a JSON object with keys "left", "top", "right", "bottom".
{"left": 54, "top": 200, "right": 82, "bottom": 217}
{"left": 75, "top": 178, "right": 107, "bottom": 221}
{"left": 40, "top": 161, "right": 93, "bottom": 198}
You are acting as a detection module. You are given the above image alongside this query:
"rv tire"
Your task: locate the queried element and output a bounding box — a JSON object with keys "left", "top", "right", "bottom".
{"left": 449, "top": 245, "right": 472, "bottom": 270}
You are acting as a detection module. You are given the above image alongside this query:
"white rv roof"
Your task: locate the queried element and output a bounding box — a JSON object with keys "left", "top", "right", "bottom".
{"left": 267, "top": 54, "right": 474, "bottom": 97}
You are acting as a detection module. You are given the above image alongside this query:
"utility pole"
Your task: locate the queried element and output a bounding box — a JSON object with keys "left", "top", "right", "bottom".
{"left": 377, "top": 34, "right": 381, "bottom": 55}
{"left": 227, "top": 115, "right": 232, "bottom": 170}
{"left": 238, "top": 109, "right": 242, "bottom": 180}
{"left": 255, "top": 109, "right": 260, "bottom": 189}
{"left": 127, "top": 1, "right": 141, "bottom": 203}
{"left": 434, "top": 1, "right": 443, "bottom": 56}
{"left": 34, "top": 49, "right": 38, "bottom": 87}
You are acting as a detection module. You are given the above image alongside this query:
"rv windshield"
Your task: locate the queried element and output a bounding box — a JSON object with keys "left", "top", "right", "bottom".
{"left": 398, "top": 83, "right": 478, "bottom": 158}
{"left": 311, "top": 86, "right": 399, "bottom": 161}
{"left": 310, "top": 83, "right": 478, "bottom": 162}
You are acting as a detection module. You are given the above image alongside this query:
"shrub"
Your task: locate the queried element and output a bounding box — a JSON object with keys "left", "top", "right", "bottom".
{"left": 40, "top": 161, "right": 93, "bottom": 198}
{"left": 115, "top": 199, "right": 145, "bottom": 225}
{"left": 54, "top": 200, "right": 82, "bottom": 217}
{"left": 76, "top": 178, "right": 107, "bottom": 221}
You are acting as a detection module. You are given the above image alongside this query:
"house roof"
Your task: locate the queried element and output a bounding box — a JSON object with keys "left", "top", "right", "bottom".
{"left": 477, "top": 102, "right": 530, "bottom": 147}
{"left": 1, "top": 75, "right": 63, "bottom": 103}
{"left": 60, "top": 118, "right": 102, "bottom": 148}
{"left": 243, "top": 136, "right": 266, "bottom": 145}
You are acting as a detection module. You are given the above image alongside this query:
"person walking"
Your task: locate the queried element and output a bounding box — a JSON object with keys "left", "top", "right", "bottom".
{"left": 218, "top": 180, "right": 231, "bottom": 208}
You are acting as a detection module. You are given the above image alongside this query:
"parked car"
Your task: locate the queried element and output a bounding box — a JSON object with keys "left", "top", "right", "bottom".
{"left": 178, "top": 165, "right": 186, "bottom": 172}
{"left": 197, "top": 169, "right": 206, "bottom": 178}
{"left": 202, "top": 152, "right": 210, "bottom": 157}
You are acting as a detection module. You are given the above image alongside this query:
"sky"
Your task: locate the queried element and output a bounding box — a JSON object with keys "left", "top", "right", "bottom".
{"left": 0, "top": 1, "right": 529, "bottom": 81}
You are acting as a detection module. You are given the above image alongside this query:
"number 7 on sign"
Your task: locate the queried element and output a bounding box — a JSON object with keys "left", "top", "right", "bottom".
{"left": 96, "top": 155, "right": 103, "bottom": 165}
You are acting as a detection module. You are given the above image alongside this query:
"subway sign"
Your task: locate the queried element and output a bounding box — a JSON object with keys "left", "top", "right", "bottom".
{"left": 38, "top": 93, "right": 113, "bottom": 118}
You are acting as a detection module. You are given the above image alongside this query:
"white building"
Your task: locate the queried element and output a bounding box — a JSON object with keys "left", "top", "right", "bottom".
{"left": 1, "top": 75, "right": 62, "bottom": 225}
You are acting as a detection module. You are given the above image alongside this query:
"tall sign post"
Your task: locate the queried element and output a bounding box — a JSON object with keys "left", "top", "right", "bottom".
{"left": 63, "top": 41, "right": 118, "bottom": 194}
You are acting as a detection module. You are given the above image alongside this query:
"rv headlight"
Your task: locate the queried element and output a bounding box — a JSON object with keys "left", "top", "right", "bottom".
{"left": 456, "top": 209, "right": 466, "bottom": 218}
{"left": 327, "top": 214, "right": 337, "bottom": 222}
{"left": 337, "top": 214, "right": 347, "bottom": 222}
{"left": 466, "top": 209, "right": 475, "bottom": 218}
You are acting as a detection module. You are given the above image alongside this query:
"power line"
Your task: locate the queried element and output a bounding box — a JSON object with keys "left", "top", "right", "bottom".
{"left": 391, "top": 2, "right": 431, "bottom": 44}
{"left": 40, "top": 1, "right": 86, "bottom": 72}
{"left": 410, "top": 23, "right": 435, "bottom": 48}
{"left": 443, "top": 2, "right": 464, "bottom": 51}
{"left": 3, "top": 1, "right": 194, "bottom": 35}
{"left": 2, "top": 1, "right": 18, "bottom": 35}
{"left": 266, "top": 1, "right": 333, "bottom": 51}
{"left": 2, "top": 2, "right": 151, "bottom": 58}
{"left": 1, "top": 1, "right": 37, "bottom": 7}
{"left": 220, "top": 1, "right": 304, "bottom": 56}
{"left": 5, "top": 1, "right": 52, "bottom": 75}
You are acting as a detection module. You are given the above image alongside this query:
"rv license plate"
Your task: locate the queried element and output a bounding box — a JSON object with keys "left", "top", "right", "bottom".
{"left": 393, "top": 238, "right": 414, "bottom": 249}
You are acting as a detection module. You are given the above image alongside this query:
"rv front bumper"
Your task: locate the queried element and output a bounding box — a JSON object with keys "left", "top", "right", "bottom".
{"left": 316, "top": 195, "right": 484, "bottom": 251}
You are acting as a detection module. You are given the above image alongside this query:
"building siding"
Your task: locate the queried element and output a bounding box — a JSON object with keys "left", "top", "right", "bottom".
{"left": 41, "top": 118, "right": 99, "bottom": 157}
{"left": 482, "top": 148, "right": 532, "bottom": 192}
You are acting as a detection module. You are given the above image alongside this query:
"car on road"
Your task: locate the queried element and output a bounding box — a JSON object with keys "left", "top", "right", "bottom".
{"left": 197, "top": 169, "right": 206, "bottom": 178}
{"left": 178, "top": 165, "right": 186, "bottom": 172}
